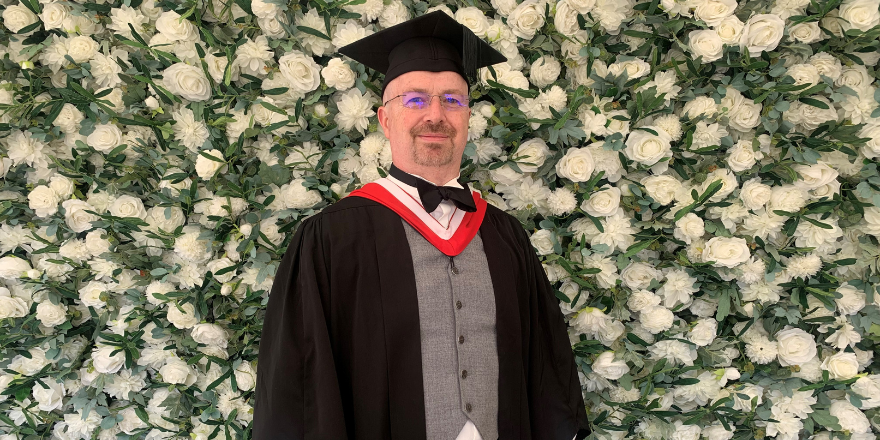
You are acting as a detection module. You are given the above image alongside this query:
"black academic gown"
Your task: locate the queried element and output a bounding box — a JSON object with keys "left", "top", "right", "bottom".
{"left": 252, "top": 195, "right": 591, "bottom": 440}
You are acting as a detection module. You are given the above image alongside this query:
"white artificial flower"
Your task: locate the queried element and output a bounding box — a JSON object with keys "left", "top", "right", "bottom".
{"left": 321, "top": 58, "right": 356, "bottom": 91}
{"left": 740, "top": 14, "right": 785, "bottom": 54}
{"left": 162, "top": 63, "right": 212, "bottom": 102}
{"left": 334, "top": 88, "right": 375, "bottom": 134}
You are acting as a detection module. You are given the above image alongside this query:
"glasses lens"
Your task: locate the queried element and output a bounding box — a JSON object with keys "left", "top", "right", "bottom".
{"left": 399, "top": 92, "right": 469, "bottom": 110}
{"left": 401, "top": 92, "right": 430, "bottom": 109}
{"left": 441, "top": 94, "right": 469, "bottom": 110}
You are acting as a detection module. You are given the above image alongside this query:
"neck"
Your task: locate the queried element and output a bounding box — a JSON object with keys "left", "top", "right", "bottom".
{"left": 393, "top": 163, "right": 459, "bottom": 186}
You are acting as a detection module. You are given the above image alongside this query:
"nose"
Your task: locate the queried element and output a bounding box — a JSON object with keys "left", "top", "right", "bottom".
{"left": 423, "top": 95, "right": 447, "bottom": 123}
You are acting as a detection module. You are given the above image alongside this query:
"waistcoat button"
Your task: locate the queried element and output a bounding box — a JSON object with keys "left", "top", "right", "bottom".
{"left": 465, "top": 403, "right": 472, "bottom": 412}
{"left": 461, "top": 370, "right": 468, "bottom": 379}
{"left": 456, "top": 300, "right": 462, "bottom": 309}
{"left": 458, "top": 335, "right": 464, "bottom": 344}
{"left": 452, "top": 267, "right": 460, "bottom": 274}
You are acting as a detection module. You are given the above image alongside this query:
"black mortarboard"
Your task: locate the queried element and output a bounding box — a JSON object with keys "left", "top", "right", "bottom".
{"left": 336, "top": 10, "right": 507, "bottom": 98}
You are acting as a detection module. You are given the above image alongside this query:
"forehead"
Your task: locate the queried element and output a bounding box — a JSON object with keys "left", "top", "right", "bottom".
{"left": 391, "top": 71, "right": 468, "bottom": 93}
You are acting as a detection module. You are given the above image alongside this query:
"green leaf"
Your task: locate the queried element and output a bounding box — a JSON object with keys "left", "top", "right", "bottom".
{"left": 297, "top": 25, "right": 331, "bottom": 40}
{"left": 799, "top": 97, "right": 829, "bottom": 109}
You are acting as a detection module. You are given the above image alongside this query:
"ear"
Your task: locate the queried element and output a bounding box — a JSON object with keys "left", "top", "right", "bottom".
{"left": 377, "top": 105, "right": 391, "bottom": 139}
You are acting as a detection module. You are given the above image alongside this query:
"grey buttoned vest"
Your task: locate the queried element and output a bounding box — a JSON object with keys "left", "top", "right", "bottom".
{"left": 401, "top": 219, "right": 499, "bottom": 440}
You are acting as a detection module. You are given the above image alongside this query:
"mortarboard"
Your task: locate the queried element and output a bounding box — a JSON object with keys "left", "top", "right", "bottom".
{"left": 336, "top": 10, "right": 507, "bottom": 98}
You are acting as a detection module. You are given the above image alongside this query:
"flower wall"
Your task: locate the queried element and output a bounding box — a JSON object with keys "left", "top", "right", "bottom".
{"left": 1, "top": 0, "right": 880, "bottom": 438}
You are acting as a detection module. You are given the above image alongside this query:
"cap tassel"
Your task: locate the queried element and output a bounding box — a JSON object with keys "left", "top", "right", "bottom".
{"left": 461, "top": 26, "right": 482, "bottom": 86}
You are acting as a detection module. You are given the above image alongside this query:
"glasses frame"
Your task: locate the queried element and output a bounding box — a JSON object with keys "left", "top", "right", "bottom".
{"left": 382, "top": 91, "right": 470, "bottom": 111}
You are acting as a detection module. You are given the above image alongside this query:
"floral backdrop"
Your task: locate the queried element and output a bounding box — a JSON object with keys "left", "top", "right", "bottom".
{"left": 1, "top": 0, "right": 880, "bottom": 437}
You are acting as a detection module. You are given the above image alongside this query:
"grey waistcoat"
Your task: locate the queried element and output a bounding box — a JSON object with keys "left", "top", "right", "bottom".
{"left": 401, "top": 219, "right": 499, "bottom": 440}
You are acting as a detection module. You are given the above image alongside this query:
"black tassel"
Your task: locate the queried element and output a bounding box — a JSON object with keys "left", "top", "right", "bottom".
{"left": 461, "top": 26, "right": 482, "bottom": 86}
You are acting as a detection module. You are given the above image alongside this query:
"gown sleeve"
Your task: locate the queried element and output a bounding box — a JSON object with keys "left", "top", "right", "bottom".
{"left": 513, "top": 222, "right": 591, "bottom": 440}
{"left": 251, "top": 215, "right": 348, "bottom": 440}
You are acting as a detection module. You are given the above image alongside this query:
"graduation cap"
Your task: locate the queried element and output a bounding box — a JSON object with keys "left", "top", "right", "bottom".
{"left": 336, "top": 10, "right": 507, "bottom": 98}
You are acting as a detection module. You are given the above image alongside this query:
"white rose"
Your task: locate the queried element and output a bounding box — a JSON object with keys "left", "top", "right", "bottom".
{"left": 694, "top": 0, "right": 737, "bottom": 26}
{"left": 0, "top": 256, "right": 32, "bottom": 279}
{"left": 234, "top": 362, "right": 257, "bottom": 391}
{"left": 155, "top": 10, "right": 198, "bottom": 41}
{"left": 507, "top": 0, "right": 545, "bottom": 39}
{"left": 49, "top": 175, "right": 74, "bottom": 199}
{"left": 821, "top": 352, "right": 859, "bottom": 379}
{"left": 768, "top": 185, "right": 807, "bottom": 212}
{"left": 829, "top": 400, "right": 871, "bottom": 433}
{"left": 674, "top": 213, "right": 705, "bottom": 244}
{"left": 250, "top": 0, "right": 279, "bottom": 18}
{"left": 624, "top": 127, "right": 672, "bottom": 165}
{"left": 78, "top": 280, "right": 107, "bottom": 308}
{"left": 205, "top": 258, "right": 236, "bottom": 283}
{"left": 0, "top": 294, "right": 28, "bottom": 319}
{"left": 191, "top": 323, "right": 228, "bottom": 348}
{"left": 40, "top": 2, "right": 68, "bottom": 30}
{"left": 555, "top": 147, "right": 594, "bottom": 182}
{"left": 789, "top": 22, "right": 823, "bottom": 44}
{"left": 839, "top": 0, "right": 880, "bottom": 31}
{"left": 793, "top": 162, "right": 838, "bottom": 190}
{"left": 92, "top": 345, "right": 125, "bottom": 374}
{"left": 28, "top": 185, "right": 61, "bottom": 218}
{"left": 145, "top": 206, "right": 185, "bottom": 233}
{"left": 688, "top": 30, "right": 724, "bottom": 63}
{"left": 621, "top": 262, "right": 661, "bottom": 290}
{"left": 455, "top": 6, "right": 490, "bottom": 38}
{"left": 529, "top": 230, "right": 555, "bottom": 255}
{"left": 775, "top": 328, "right": 817, "bottom": 366}
{"left": 512, "top": 138, "right": 550, "bottom": 173}
{"left": 162, "top": 63, "right": 212, "bottom": 102}
{"left": 581, "top": 187, "right": 621, "bottom": 217}
{"left": 688, "top": 318, "right": 717, "bottom": 346}
{"left": 715, "top": 15, "right": 744, "bottom": 44}
{"left": 87, "top": 123, "right": 123, "bottom": 153}
{"left": 2, "top": 3, "right": 38, "bottom": 34}
{"left": 278, "top": 50, "right": 321, "bottom": 95}
{"left": 32, "top": 379, "right": 65, "bottom": 412}
{"left": 166, "top": 302, "right": 199, "bottom": 329}
{"left": 36, "top": 300, "right": 67, "bottom": 327}
{"left": 195, "top": 149, "right": 226, "bottom": 179}
{"left": 739, "top": 177, "right": 771, "bottom": 211}
{"left": 608, "top": 59, "right": 651, "bottom": 79}
{"left": 837, "top": 65, "right": 872, "bottom": 90}
{"left": 642, "top": 175, "right": 681, "bottom": 205}
{"left": 835, "top": 283, "right": 866, "bottom": 315}
{"left": 66, "top": 35, "right": 98, "bottom": 63}
{"left": 159, "top": 357, "right": 197, "bottom": 385}
{"left": 640, "top": 305, "right": 675, "bottom": 334}
{"left": 109, "top": 195, "right": 146, "bottom": 219}
{"left": 726, "top": 139, "right": 760, "bottom": 172}
{"left": 702, "top": 237, "right": 750, "bottom": 268}
{"left": 320, "top": 58, "right": 356, "bottom": 91}
{"left": 591, "top": 352, "right": 629, "bottom": 380}
{"left": 529, "top": 55, "right": 561, "bottom": 87}
{"left": 852, "top": 376, "right": 880, "bottom": 409}
{"left": 740, "top": 14, "right": 785, "bottom": 54}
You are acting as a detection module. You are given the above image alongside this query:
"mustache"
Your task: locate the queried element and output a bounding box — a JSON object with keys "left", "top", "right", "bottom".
{"left": 410, "top": 122, "right": 456, "bottom": 138}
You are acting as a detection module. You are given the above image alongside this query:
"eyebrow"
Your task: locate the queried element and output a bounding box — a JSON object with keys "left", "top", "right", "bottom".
{"left": 407, "top": 88, "right": 466, "bottom": 95}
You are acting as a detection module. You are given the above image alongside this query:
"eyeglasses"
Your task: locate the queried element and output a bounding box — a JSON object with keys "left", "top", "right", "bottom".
{"left": 383, "top": 91, "right": 469, "bottom": 111}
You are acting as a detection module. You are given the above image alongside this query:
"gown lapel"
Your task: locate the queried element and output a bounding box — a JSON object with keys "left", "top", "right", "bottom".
{"left": 373, "top": 211, "right": 428, "bottom": 440}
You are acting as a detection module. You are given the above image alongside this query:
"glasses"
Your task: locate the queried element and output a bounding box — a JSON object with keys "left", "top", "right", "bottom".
{"left": 383, "top": 91, "right": 469, "bottom": 111}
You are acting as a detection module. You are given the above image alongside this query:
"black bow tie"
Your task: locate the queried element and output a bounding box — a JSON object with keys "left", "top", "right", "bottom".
{"left": 389, "top": 164, "right": 477, "bottom": 214}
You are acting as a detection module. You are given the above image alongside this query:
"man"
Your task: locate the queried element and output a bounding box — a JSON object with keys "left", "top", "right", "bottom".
{"left": 252, "top": 11, "right": 590, "bottom": 440}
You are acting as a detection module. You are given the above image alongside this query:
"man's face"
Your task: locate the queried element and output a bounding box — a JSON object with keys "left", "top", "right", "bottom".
{"left": 377, "top": 71, "right": 471, "bottom": 172}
